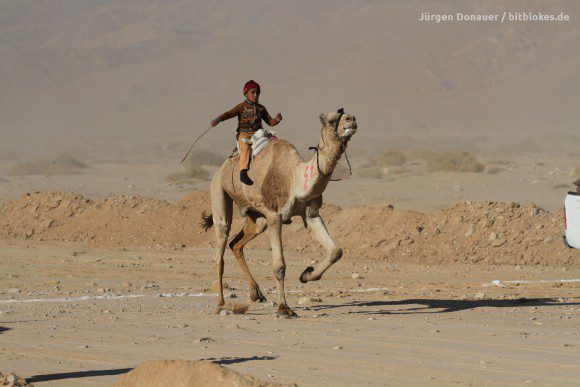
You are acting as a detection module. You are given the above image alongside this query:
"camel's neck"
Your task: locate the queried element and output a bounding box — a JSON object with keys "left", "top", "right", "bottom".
{"left": 296, "top": 131, "right": 345, "bottom": 199}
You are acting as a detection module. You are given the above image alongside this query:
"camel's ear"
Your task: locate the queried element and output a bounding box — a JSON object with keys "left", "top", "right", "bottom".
{"left": 319, "top": 113, "right": 327, "bottom": 125}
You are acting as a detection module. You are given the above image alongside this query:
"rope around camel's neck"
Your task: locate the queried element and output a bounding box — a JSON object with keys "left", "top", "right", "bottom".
{"left": 312, "top": 129, "right": 345, "bottom": 179}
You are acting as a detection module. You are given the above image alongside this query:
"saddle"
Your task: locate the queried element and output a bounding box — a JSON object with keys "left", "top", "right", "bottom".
{"left": 229, "top": 128, "right": 277, "bottom": 158}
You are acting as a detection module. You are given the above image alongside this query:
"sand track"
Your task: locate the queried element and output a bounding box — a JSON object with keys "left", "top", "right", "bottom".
{"left": 0, "top": 191, "right": 577, "bottom": 267}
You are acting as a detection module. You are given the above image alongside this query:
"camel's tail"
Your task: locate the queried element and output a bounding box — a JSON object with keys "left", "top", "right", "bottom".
{"left": 200, "top": 211, "right": 214, "bottom": 231}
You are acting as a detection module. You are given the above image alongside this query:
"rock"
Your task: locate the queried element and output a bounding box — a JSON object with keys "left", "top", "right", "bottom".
{"left": 219, "top": 309, "right": 231, "bottom": 316}
{"left": 332, "top": 346, "right": 343, "bottom": 350}
{"left": 227, "top": 293, "right": 237, "bottom": 299}
{"left": 464, "top": 226, "right": 475, "bottom": 237}
{"left": 491, "top": 280, "right": 504, "bottom": 287}
{"left": 492, "top": 238, "right": 506, "bottom": 247}
{"left": 489, "top": 232, "right": 498, "bottom": 241}
{"left": 474, "top": 292, "right": 486, "bottom": 300}
{"left": 7, "top": 288, "right": 20, "bottom": 293}
{"left": 298, "top": 297, "right": 322, "bottom": 305}
{"left": 351, "top": 273, "right": 360, "bottom": 279}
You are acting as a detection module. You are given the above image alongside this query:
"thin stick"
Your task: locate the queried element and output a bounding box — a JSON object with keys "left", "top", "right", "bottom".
{"left": 180, "top": 126, "right": 214, "bottom": 163}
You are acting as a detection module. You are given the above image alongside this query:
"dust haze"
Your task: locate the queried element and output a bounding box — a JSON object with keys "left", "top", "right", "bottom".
{"left": 0, "top": 1, "right": 579, "bottom": 386}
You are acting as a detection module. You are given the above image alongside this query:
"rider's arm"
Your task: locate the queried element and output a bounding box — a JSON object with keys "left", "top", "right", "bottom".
{"left": 261, "top": 106, "right": 279, "bottom": 126}
{"left": 216, "top": 103, "right": 242, "bottom": 123}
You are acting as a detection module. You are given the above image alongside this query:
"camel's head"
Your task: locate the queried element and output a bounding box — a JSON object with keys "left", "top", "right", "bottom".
{"left": 319, "top": 109, "right": 357, "bottom": 142}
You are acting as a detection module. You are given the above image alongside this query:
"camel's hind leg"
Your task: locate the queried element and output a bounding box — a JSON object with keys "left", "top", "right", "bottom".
{"left": 299, "top": 211, "right": 342, "bottom": 283}
{"left": 228, "top": 212, "right": 268, "bottom": 302}
{"left": 211, "top": 187, "right": 233, "bottom": 311}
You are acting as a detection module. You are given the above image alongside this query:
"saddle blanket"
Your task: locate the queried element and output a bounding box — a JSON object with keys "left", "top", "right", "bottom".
{"left": 234, "top": 128, "right": 277, "bottom": 158}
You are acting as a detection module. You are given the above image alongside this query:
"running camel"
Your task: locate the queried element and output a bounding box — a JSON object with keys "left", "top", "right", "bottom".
{"left": 201, "top": 109, "right": 358, "bottom": 317}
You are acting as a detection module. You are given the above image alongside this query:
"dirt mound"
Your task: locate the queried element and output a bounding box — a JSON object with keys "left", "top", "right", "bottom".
{"left": 0, "top": 191, "right": 577, "bottom": 267}
{"left": 113, "top": 360, "right": 286, "bottom": 387}
{"left": 0, "top": 192, "right": 92, "bottom": 240}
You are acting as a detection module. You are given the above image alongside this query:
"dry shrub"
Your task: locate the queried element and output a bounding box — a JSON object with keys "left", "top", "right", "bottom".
{"left": 356, "top": 167, "right": 383, "bottom": 179}
{"left": 367, "top": 149, "right": 407, "bottom": 167}
{"left": 165, "top": 167, "right": 207, "bottom": 184}
{"left": 331, "top": 162, "right": 351, "bottom": 179}
{"left": 11, "top": 155, "right": 89, "bottom": 175}
{"left": 484, "top": 166, "right": 504, "bottom": 174}
{"left": 553, "top": 183, "right": 568, "bottom": 189}
{"left": 192, "top": 149, "right": 223, "bottom": 166}
{"left": 166, "top": 155, "right": 208, "bottom": 184}
{"left": 232, "top": 303, "right": 249, "bottom": 314}
{"left": 424, "top": 150, "right": 484, "bottom": 173}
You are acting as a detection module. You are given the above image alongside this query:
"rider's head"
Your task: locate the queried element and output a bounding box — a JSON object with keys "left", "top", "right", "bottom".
{"left": 243, "top": 80, "right": 260, "bottom": 103}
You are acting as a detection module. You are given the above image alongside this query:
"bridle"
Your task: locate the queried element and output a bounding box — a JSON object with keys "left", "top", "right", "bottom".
{"left": 308, "top": 108, "right": 353, "bottom": 180}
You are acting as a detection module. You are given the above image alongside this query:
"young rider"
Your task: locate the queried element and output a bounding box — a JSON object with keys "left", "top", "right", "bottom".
{"left": 211, "top": 80, "right": 282, "bottom": 185}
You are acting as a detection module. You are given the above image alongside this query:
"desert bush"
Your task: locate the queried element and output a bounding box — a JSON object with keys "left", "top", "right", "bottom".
{"left": 356, "top": 167, "right": 384, "bottom": 179}
{"left": 552, "top": 183, "right": 569, "bottom": 189}
{"left": 331, "top": 162, "right": 351, "bottom": 179}
{"left": 166, "top": 157, "right": 208, "bottom": 184}
{"left": 190, "top": 149, "right": 224, "bottom": 167}
{"left": 424, "top": 150, "right": 484, "bottom": 173}
{"left": 11, "top": 155, "right": 89, "bottom": 175}
{"left": 366, "top": 149, "right": 407, "bottom": 167}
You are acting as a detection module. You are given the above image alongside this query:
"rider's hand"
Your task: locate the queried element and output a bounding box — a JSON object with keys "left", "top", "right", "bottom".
{"left": 211, "top": 119, "right": 219, "bottom": 127}
{"left": 275, "top": 113, "right": 282, "bottom": 123}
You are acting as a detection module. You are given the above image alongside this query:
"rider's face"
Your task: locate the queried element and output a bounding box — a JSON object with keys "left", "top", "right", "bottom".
{"left": 246, "top": 89, "right": 259, "bottom": 103}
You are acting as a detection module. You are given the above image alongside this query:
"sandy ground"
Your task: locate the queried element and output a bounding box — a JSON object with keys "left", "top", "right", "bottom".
{"left": 1, "top": 239, "right": 578, "bottom": 386}
{"left": 0, "top": 155, "right": 578, "bottom": 211}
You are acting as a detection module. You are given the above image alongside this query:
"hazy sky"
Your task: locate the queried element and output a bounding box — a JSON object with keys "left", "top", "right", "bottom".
{"left": 1, "top": 0, "right": 579, "bottom": 160}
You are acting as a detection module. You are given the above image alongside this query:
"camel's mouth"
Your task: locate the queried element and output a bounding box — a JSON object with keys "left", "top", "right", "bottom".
{"left": 342, "top": 123, "right": 357, "bottom": 138}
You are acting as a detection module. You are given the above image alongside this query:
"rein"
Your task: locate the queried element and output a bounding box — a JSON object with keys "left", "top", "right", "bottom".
{"left": 308, "top": 108, "right": 353, "bottom": 181}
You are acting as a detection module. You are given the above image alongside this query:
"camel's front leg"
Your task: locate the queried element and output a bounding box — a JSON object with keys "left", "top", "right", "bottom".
{"left": 300, "top": 215, "right": 343, "bottom": 283}
{"left": 267, "top": 214, "right": 297, "bottom": 318}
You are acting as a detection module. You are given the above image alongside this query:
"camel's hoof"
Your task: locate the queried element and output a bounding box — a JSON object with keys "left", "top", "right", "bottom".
{"left": 277, "top": 304, "right": 298, "bottom": 318}
{"left": 299, "top": 266, "right": 314, "bottom": 283}
{"left": 214, "top": 305, "right": 224, "bottom": 314}
{"left": 250, "top": 286, "right": 267, "bottom": 303}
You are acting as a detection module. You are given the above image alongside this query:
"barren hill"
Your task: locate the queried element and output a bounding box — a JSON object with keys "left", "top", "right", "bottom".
{"left": 1, "top": 0, "right": 579, "bottom": 161}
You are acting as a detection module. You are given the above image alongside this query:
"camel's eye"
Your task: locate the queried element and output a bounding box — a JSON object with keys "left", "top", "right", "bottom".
{"left": 345, "top": 116, "right": 352, "bottom": 121}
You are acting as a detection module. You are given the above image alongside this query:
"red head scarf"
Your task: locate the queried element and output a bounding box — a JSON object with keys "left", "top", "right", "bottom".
{"left": 243, "top": 80, "right": 261, "bottom": 95}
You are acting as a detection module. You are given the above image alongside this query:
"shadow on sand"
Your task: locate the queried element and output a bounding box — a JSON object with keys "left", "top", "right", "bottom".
{"left": 309, "top": 297, "right": 580, "bottom": 315}
{"left": 27, "top": 368, "right": 133, "bottom": 383}
{"left": 201, "top": 355, "right": 277, "bottom": 365}
{"left": 26, "top": 357, "right": 277, "bottom": 383}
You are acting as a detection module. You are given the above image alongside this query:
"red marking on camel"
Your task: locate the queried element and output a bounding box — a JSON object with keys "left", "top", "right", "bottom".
{"left": 303, "top": 165, "right": 309, "bottom": 190}
{"left": 310, "top": 158, "right": 315, "bottom": 178}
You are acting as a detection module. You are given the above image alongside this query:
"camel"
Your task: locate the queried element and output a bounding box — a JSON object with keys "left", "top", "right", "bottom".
{"left": 201, "top": 109, "right": 357, "bottom": 317}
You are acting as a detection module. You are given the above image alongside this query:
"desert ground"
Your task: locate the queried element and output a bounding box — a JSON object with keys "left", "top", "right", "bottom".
{"left": 0, "top": 159, "right": 579, "bottom": 385}
{"left": 0, "top": 239, "right": 578, "bottom": 386}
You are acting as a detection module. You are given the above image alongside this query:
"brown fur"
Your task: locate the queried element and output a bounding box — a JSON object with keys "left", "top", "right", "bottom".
{"left": 261, "top": 142, "right": 292, "bottom": 211}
